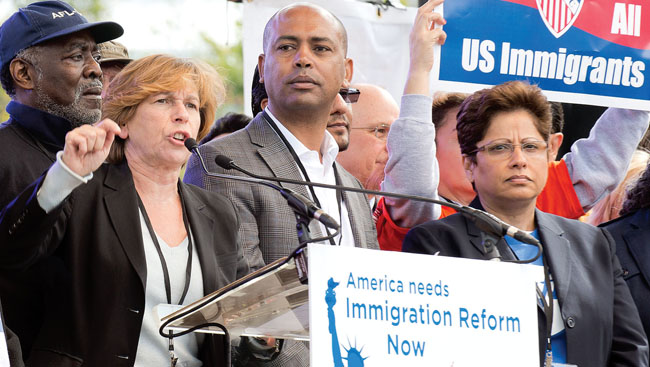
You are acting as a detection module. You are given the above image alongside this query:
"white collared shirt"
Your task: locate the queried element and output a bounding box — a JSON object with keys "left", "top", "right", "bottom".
{"left": 266, "top": 109, "right": 355, "bottom": 247}
{"left": 135, "top": 211, "right": 204, "bottom": 367}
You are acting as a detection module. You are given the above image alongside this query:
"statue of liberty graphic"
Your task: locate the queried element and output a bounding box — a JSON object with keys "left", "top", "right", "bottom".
{"left": 326, "top": 277, "right": 368, "bottom": 367}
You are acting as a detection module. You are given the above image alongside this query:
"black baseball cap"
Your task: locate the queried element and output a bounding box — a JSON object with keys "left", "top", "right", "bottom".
{"left": 0, "top": 1, "right": 124, "bottom": 70}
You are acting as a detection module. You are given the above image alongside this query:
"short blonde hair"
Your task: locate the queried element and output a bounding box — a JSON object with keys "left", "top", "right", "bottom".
{"left": 586, "top": 149, "right": 650, "bottom": 225}
{"left": 103, "top": 54, "right": 225, "bottom": 163}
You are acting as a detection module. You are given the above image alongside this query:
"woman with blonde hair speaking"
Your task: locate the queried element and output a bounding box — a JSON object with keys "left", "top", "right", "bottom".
{"left": 0, "top": 55, "right": 247, "bottom": 366}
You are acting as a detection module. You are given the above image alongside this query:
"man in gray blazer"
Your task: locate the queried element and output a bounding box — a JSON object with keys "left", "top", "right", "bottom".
{"left": 184, "top": 3, "right": 378, "bottom": 366}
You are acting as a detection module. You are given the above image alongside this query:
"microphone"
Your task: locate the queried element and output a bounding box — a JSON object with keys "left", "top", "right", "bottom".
{"left": 209, "top": 152, "right": 542, "bottom": 264}
{"left": 184, "top": 138, "right": 200, "bottom": 151}
{"left": 184, "top": 139, "right": 339, "bottom": 230}
{"left": 214, "top": 155, "right": 235, "bottom": 171}
{"left": 215, "top": 155, "right": 285, "bottom": 185}
{"left": 457, "top": 206, "right": 541, "bottom": 251}
{"left": 456, "top": 206, "right": 541, "bottom": 263}
{"left": 281, "top": 189, "right": 340, "bottom": 230}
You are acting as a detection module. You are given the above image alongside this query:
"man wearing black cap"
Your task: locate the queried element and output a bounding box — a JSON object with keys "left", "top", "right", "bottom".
{"left": 0, "top": 1, "right": 122, "bottom": 363}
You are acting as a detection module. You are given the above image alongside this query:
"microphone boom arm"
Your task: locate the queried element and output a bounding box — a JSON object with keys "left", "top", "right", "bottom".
{"left": 185, "top": 139, "right": 542, "bottom": 264}
{"left": 222, "top": 155, "right": 541, "bottom": 261}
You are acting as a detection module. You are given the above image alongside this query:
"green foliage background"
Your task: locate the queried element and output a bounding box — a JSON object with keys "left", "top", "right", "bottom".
{"left": 0, "top": 0, "right": 244, "bottom": 123}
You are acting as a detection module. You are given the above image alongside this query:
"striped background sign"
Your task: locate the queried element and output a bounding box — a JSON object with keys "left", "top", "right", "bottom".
{"left": 536, "top": 0, "right": 584, "bottom": 38}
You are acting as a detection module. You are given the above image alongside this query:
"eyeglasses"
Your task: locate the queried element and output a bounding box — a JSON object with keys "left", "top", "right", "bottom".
{"left": 350, "top": 123, "right": 390, "bottom": 140}
{"left": 339, "top": 87, "right": 360, "bottom": 103}
{"left": 468, "top": 139, "right": 548, "bottom": 159}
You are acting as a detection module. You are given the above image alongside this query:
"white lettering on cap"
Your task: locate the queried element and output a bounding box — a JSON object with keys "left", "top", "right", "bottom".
{"left": 51, "top": 9, "right": 82, "bottom": 19}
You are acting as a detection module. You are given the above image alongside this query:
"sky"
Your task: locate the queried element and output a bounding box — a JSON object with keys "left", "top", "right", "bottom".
{"left": 107, "top": 0, "right": 243, "bottom": 58}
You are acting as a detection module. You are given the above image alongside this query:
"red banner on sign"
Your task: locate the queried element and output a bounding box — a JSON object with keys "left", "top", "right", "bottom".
{"left": 504, "top": 0, "right": 649, "bottom": 49}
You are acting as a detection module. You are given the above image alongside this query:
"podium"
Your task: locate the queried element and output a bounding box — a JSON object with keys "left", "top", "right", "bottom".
{"left": 161, "top": 244, "right": 541, "bottom": 366}
{"left": 161, "top": 253, "right": 310, "bottom": 340}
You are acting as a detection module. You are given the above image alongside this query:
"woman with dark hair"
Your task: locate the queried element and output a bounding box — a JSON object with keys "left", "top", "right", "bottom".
{"left": 602, "top": 158, "right": 650, "bottom": 339}
{"left": 403, "top": 81, "right": 648, "bottom": 366}
{"left": 0, "top": 54, "right": 247, "bottom": 366}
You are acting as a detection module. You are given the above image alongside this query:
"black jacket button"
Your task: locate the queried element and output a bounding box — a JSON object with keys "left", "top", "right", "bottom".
{"left": 566, "top": 316, "right": 576, "bottom": 328}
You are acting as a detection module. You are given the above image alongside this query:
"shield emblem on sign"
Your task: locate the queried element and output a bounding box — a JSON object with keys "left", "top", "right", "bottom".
{"left": 536, "top": 0, "right": 584, "bottom": 38}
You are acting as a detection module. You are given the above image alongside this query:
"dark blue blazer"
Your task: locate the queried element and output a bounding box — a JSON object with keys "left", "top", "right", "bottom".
{"left": 403, "top": 199, "right": 648, "bottom": 367}
{"left": 602, "top": 209, "right": 650, "bottom": 341}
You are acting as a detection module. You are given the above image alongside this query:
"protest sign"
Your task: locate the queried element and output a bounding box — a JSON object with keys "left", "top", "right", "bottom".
{"left": 434, "top": 0, "right": 650, "bottom": 110}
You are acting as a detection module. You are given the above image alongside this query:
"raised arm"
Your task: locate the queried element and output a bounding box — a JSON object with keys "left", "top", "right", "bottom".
{"left": 563, "top": 108, "right": 650, "bottom": 210}
{"left": 381, "top": 0, "right": 446, "bottom": 227}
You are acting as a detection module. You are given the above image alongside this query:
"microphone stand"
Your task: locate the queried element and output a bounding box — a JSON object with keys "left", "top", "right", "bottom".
{"left": 213, "top": 153, "right": 541, "bottom": 264}
{"left": 185, "top": 139, "right": 542, "bottom": 265}
{"left": 481, "top": 232, "right": 502, "bottom": 261}
{"left": 187, "top": 142, "right": 337, "bottom": 284}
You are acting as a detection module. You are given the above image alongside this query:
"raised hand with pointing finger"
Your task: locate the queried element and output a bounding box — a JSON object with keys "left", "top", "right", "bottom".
{"left": 404, "top": 0, "right": 447, "bottom": 95}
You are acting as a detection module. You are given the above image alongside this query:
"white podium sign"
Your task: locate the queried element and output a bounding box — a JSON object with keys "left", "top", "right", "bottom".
{"left": 308, "top": 244, "right": 541, "bottom": 367}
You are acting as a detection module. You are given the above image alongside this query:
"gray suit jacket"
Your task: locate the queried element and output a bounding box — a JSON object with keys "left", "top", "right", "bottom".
{"left": 403, "top": 199, "right": 649, "bottom": 367}
{"left": 184, "top": 112, "right": 379, "bottom": 367}
{"left": 184, "top": 112, "right": 379, "bottom": 271}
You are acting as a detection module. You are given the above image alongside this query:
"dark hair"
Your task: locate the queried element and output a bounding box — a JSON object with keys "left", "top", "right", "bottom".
{"left": 1, "top": 46, "right": 42, "bottom": 97}
{"left": 456, "top": 81, "right": 552, "bottom": 163}
{"left": 431, "top": 92, "right": 468, "bottom": 131}
{"left": 550, "top": 102, "right": 564, "bottom": 134}
{"left": 621, "top": 158, "right": 650, "bottom": 215}
{"left": 199, "top": 112, "right": 252, "bottom": 144}
{"left": 251, "top": 65, "right": 267, "bottom": 116}
{"left": 0, "top": 63, "right": 14, "bottom": 97}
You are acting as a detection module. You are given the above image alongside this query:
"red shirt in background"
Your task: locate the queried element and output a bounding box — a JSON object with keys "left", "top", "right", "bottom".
{"left": 375, "top": 160, "right": 584, "bottom": 251}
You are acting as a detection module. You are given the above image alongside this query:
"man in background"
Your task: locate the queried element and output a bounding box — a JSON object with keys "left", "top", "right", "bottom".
{"left": 0, "top": 1, "right": 123, "bottom": 361}
{"left": 98, "top": 40, "right": 131, "bottom": 95}
{"left": 337, "top": 83, "right": 398, "bottom": 198}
